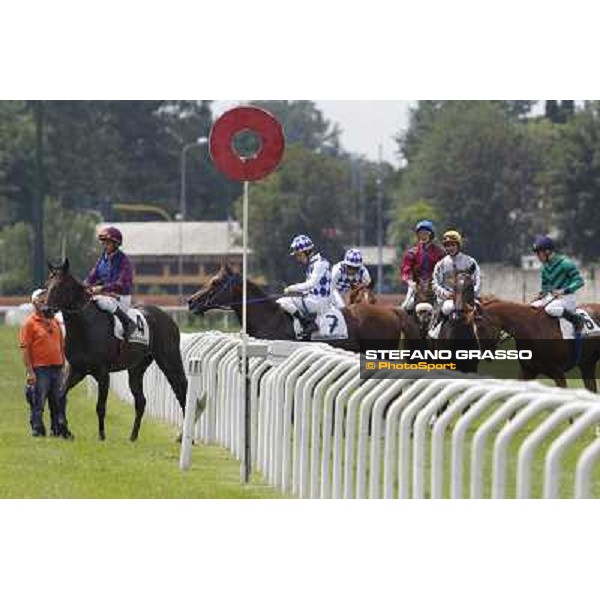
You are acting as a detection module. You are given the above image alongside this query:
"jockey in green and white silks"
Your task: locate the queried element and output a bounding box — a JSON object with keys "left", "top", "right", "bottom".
{"left": 530, "top": 235, "right": 585, "bottom": 332}
{"left": 277, "top": 235, "right": 333, "bottom": 336}
{"left": 331, "top": 248, "right": 371, "bottom": 308}
{"left": 431, "top": 230, "right": 481, "bottom": 316}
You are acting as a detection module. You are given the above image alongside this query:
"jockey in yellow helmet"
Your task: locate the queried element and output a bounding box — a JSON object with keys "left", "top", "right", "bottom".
{"left": 431, "top": 230, "right": 481, "bottom": 319}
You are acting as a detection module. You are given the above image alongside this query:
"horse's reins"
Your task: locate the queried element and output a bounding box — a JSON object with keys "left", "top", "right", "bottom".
{"left": 192, "top": 274, "right": 298, "bottom": 311}
{"left": 45, "top": 286, "right": 94, "bottom": 314}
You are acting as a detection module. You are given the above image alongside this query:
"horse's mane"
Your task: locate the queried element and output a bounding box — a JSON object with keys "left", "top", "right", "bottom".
{"left": 480, "top": 295, "right": 537, "bottom": 313}
{"left": 237, "top": 276, "right": 285, "bottom": 310}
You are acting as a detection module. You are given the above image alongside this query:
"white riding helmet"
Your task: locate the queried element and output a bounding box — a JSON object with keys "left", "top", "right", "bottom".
{"left": 343, "top": 248, "right": 363, "bottom": 268}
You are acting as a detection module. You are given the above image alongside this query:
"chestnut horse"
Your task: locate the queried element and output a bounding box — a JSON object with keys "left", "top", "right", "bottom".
{"left": 187, "top": 265, "right": 411, "bottom": 352}
{"left": 348, "top": 282, "right": 429, "bottom": 350}
{"left": 479, "top": 297, "right": 600, "bottom": 391}
{"left": 348, "top": 283, "right": 377, "bottom": 305}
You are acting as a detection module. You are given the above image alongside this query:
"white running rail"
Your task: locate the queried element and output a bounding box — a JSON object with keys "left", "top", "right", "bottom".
{"left": 106, "top": 331, "right": 600, "bottom": 498}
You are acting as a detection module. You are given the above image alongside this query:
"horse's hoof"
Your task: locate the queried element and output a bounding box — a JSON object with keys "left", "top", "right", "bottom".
{"left": 98, "top": 433, "right": 106, "bottom": 441}
{"left": 130, "top": 434, "right": 138, "bottom": 442}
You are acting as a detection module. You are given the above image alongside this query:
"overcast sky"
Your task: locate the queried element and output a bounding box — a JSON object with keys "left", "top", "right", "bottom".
{"left": 212, "top": 100, "right": 413, "bottom": 166}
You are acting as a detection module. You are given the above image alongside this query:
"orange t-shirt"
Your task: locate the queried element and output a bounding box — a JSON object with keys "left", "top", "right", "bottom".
{"left": 19, "top": 313, "right": 64, "bottom": 368}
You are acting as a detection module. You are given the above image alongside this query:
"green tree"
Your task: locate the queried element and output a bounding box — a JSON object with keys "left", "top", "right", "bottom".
{"left": 552, "top": 102, "right": 600, "bottom": 261}
{"left": 396, "top": 101, "right": 444, "bottom": 163}
{"left": 395, "top": 101, "right": 547, "bottom": 264}
{"left": 237, "top": 144, "right": 354, "bottom": 287}
{"left": 0, "top": 221, "right": 32, "bottom": 294}
{"left": 0, "top": 197, "right": 99, "bottom": 294}
{"left": 545, "top": 100, "right": 576, "bottom": 124}
{"left": 43, "top": 197, "right": 100, "bottom": 280}
{"left": 251, "top": 101, "right": 342, "bottom": 155}
{"left": 388, "top": 198, "right": 442, "bottom": 251}
{"left": 0, "top": 101, "right": 35, "bottom": 224}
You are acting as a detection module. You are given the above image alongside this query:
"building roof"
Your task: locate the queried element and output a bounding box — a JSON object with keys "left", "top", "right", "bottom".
{"left": 96, "top": 222, "right": 398, "bottom": 265}
{"left": 97, "top": 221, "right": 244, "bottom": 256}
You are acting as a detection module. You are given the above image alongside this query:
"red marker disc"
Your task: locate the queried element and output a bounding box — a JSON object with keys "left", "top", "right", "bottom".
{"left": 209, "top": 106, "right": 285, "bottom": 181}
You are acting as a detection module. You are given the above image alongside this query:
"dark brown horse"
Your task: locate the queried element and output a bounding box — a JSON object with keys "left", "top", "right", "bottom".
{"left": 436, "top": 271, "right": 480, "bottom": 373}
{"left": 187, "top": 264, "right": 411, "bottom": 352}
{"left": 479, "top": 297, "right": 600, "bottom": 391}
{"left": 45, "top": 259, "right": 191, "bottom": 440}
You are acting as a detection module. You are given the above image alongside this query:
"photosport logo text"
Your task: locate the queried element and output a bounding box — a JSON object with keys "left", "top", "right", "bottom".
{"left": 360, "top": 349, "right": 533, "bottom": 379}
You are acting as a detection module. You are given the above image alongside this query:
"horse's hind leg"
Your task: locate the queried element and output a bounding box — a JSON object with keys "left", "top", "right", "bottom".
{"left": 128, "top": 355, "right": 154, "bottom": 442}
{"left": 153, "top": 351, "right": 187, "bottom": 415}
{"left": 95, "top": 370, "right": 110, "bottom": 441}
{"left": 579, "top": 360, "right": 598, "bottom": 393}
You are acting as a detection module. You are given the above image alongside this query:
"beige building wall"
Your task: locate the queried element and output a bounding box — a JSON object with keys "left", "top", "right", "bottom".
{"left": 481, "top": 264, "right": 600, "bottom": 303}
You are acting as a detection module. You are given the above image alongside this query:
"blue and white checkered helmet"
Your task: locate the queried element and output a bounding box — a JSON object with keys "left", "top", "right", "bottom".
{"left": 343, "top": 248, "right": 363, "bottom": 267}
{"left": 289, "top": 234, "right": 314, "bottom": 255}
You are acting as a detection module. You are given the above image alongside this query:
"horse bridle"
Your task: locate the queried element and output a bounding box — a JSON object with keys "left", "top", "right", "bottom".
{"left": 44, "top": 278, "right": 94, "bottom": 314}
{"left": 193, "top": 273, "right": 293, "bottom": 311}
{"left": 193, "top": 274, "right": 239, "bottom": 311}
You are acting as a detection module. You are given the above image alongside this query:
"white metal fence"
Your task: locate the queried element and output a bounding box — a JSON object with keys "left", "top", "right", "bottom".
{"left": 107, "top": 331, "right": 600, "bottom": 498}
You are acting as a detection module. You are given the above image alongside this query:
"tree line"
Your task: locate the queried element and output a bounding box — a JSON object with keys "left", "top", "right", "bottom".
{"left": 1, "top": 100, "right": 598, "bottom": 295}
{"left": 390, "top": 100, "right": 600, "bottom": 267}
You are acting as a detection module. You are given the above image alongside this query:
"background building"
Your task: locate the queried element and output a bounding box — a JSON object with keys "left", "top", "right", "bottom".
{"left": 98, "top": 221, "right": 245, "bottom": 296}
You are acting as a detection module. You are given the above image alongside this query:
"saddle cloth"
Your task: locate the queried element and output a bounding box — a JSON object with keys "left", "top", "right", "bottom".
{"left": 113, "top": 308, "right": 150, "bottom": 346}
{"left": 428, "top": 321, "right": 442, "bottom": 339}
{"left": 293, "top": 306, "right": 348, "bottom": 341}
{"left": 559, "top": 308, "right": 600, "bottom": 339}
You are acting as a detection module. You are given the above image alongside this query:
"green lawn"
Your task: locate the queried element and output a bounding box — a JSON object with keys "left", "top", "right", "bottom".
{"left": 0, "top": 325, "right": 282, "bottom": 498}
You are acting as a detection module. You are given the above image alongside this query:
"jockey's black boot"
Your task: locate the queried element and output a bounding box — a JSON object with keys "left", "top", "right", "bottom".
{"left": 115, "top": 307, "right": 136, "bottom": 340}
{"left": 293, "top": 311, "right": 317, "bottom": 340}
{"left": 302, "top": 313, "right": 318, "bottom": 336}
{"left": 563, "top": 310, "right": 585, "bottom": 333}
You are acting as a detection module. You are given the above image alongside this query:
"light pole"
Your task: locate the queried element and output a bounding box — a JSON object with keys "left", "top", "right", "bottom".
{"left": 178, "top": 137, "right": 208, "bottom": 304}
{"left": 376, "top": 144, "right": 384, "bottom": 294}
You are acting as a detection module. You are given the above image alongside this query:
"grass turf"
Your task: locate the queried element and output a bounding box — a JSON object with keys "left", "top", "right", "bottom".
{"left": 0, "top": 325, "right": 282, "bottom": 498}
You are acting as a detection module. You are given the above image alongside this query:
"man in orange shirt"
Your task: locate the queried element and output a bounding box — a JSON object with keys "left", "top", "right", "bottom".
{"left": 19, "top": 289, "right": 72, "bottom": 438}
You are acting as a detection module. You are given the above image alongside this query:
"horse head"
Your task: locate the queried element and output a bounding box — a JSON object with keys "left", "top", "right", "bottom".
{"left": 454, "top": 271, "right": 476, "bottom": 322}
{"left": 348, "top": 282, "right": 376, "bottom": 305}
{"left": 45, "top": 258, "right": 87, "bottom": 311}
{"left": 187, "top": 263, "right": 242, "bottom": 315}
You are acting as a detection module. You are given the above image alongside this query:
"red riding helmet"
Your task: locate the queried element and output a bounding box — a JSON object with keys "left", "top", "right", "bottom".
{"left": 98, "top": 226, "right": 123, "bottom": 246}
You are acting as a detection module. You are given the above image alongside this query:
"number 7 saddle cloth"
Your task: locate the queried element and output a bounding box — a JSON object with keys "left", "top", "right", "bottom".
{"left": 292, "top": 307, "right": 349, "bottom": 341}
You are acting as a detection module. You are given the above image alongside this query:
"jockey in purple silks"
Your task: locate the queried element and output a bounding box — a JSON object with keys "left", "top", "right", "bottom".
{"left": 84, "top": 226, "right": 137, "bottom": 340}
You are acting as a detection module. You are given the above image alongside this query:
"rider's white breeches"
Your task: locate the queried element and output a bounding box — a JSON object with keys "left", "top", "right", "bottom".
{"left": 332, "top": 289, "right": 345, "bottom": 309}
{"left": 93, "top": 295, "right": 131, "bottom": 313}
{"left": 402, "top": 285, "right": 416, "bottom": 310}
{"left": 530, "top": 293, "right": 576, "bottom": 317}
{"left": 277, "top": 296, "right": 330, "bottom": 316}
{"left": 441, "top": 299, "right": 455, "bottom": 316}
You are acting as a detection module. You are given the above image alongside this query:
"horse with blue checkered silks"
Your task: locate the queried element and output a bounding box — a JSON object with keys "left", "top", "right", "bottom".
{"left": 188, "top": 264, "right": 412, "bottom": 352}
{"left": 45, "top": 258, "right": 194, "bottom": 441}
